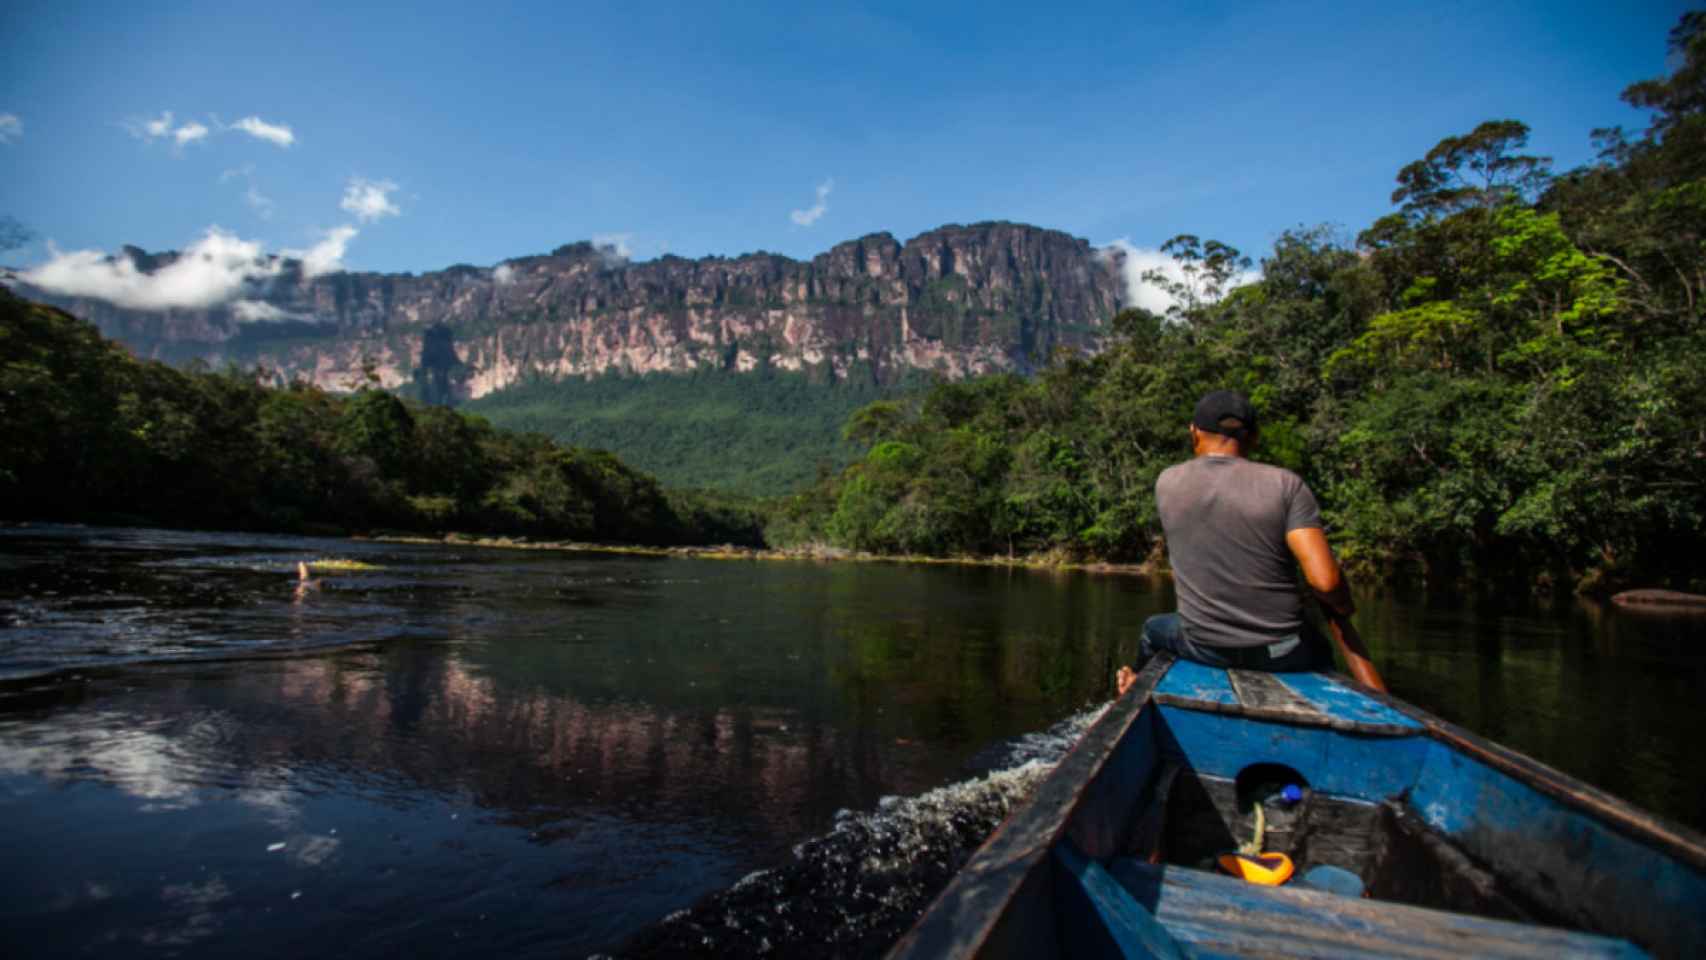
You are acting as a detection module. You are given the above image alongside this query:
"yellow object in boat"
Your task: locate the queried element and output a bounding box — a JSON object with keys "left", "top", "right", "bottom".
{"left": 1218, "top": 851, "right": 1295, "bottom": 885}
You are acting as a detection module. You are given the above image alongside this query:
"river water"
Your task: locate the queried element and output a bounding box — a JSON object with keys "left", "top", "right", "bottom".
{"left": 0, "top": 525, "right": 1701, "bottom": 957}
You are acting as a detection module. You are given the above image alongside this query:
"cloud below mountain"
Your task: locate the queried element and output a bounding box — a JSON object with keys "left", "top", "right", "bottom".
{"left": 20, "top": 228, "right": 280, "bottom": 310}
{"left": 231, "top": 300, "right": 308, "bottom": 322}
{"left": 288, "top": 226, "right": 357, "bottom": 278}
{"left": 17, "top": 222, "right": 361, "bottom": 312}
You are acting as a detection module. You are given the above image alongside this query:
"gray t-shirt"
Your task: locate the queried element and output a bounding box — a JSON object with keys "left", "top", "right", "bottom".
{"left": 1155, "top": 456, "right": 1323, "bottom": 648}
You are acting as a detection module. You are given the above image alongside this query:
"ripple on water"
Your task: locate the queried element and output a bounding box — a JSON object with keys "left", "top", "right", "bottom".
{"left": 609, "top": 706, "right": 1107, "bottom": 958}
{"left": 0, "top": 532, "right": 427, "bottom": 680}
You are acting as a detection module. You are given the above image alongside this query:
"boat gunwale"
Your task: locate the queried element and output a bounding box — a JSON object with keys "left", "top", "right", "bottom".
{"left": 1348, "top": 678, "right": 1706, "bottom": 873}
{"left": 884, "top": 652, "right": 1178, "bottom": 959}
{"left": 888, "top": 657, "right": 1706, "bottom": 958}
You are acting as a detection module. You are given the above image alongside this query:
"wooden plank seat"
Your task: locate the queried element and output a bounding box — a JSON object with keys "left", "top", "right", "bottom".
{"left": 1054, "top": 844, "right": 1646, "bottom": 959}
{"left": 1151, "top": 661, "right": 1422, "bottom": 737}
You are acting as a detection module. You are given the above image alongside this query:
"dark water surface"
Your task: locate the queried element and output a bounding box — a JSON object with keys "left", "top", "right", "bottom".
{"left": 0, "top": 525, "right": 1701, "bottom": 957}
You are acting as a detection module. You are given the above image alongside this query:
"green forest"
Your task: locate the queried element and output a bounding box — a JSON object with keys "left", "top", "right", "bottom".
{"left": 0, "top": 287, "right": 764, "bottom": 547}
{"left": 770, "top": 14, "right": 1706, "bottom": 590}
{"left": 465, "top": 367, "right": 925, "bottom": 495}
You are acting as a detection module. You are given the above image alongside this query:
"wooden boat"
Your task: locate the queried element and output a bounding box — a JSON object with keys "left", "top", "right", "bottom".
{"left": 888, "top": 653, "right": 1706, "bottom": 959}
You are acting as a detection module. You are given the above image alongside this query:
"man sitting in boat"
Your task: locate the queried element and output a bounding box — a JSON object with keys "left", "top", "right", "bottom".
{"left": 1119, "top": 390, "right": 1355, "bottom": 693}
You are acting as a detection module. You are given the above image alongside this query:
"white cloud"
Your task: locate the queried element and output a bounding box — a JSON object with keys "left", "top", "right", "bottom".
{"left": 232, "top": 115, "right": 294, "bottom": 148}
{"left": 231, "top": 300, "right": 303, "bottom": 322}
{"left": 1097, "top": 238, "right": 1260, "bottom": 316}
{"left": 174, "top": 121, "right": 210, "bottom": 146}
{"left": 21, "top": 228, "right": 282, "bottom": 310}
{"left": 0, "top": 114, "right": 21, "bottom": 144}
{"left": 286, "top": 225, "right": 358, "bottom": 278}
{"left": 219, "top": 164, "right": 252, "bottom": 183}
{"left": 1096, "top": 241, "right": 1177, "bottom": 315}
{"left": 340, "top": 177, "right": 400, "bottom": 223}
{"left": 492, "top": 263, "right": 516, "bottom": 285}
{"left": 244, "top": 186, "right": 275, "bottom": 220}
{"left": 127, "top": 111, "right": 211, "bottom": 151}
{"left": 592, "top": 233, "right": 632, "bottom": 267}
{"left": 130, "top": 112, "right": 294, "bottom": 150}
{"left": 790, "top": 178, "right": 833, "bottom": 226}
{"left": 17, "top": 218, "right": 364, "bottom": 310}
{"left": 141, "top": 111, "right": 174, "bottom": 139}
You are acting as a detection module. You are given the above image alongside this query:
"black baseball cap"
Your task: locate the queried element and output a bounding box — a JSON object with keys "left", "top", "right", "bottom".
{"left": 1193, "top": 390, "right": 1258, "bottom": 438}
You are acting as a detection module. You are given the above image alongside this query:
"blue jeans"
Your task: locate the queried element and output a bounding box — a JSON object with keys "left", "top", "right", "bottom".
{"left": 1139, "top": 612, "right": 1333, "bottom": 672}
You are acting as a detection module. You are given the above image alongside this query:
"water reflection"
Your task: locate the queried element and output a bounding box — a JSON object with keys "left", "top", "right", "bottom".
{"left": 1356, "top": 587, "right": 1706, "bottom": 827}
{"left": 0, "top": 709, "right": 209, "bottom": 809}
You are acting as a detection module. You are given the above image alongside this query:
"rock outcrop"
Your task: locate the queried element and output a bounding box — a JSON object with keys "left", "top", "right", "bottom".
{"left": 13, "top": 222, "right": 1125, "bottom": 401}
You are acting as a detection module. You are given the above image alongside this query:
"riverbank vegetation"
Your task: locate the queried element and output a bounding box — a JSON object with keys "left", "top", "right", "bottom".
{"left": 771, "top": 15, "right": 1706, "bottom": 591}
{"left": 0, "top": 288, "right": 763, "bottom": 547}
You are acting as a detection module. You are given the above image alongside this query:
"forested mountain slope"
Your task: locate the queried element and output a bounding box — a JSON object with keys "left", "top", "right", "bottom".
{"left": 464, "top": 368, "right": 934, "bottom": 496}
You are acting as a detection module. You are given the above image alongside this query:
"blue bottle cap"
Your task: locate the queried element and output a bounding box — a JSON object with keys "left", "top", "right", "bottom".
{"left": 1281, "top": 784, "right": 1303, "bottom": 804}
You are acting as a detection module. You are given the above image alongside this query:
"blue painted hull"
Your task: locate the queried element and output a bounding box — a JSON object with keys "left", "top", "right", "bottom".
{"left": 889, "top": 654, "right": 1706, "bottom": 959}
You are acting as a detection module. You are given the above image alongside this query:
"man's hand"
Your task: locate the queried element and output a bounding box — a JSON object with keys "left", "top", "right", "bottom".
{"left": 1116, "top": 665, "right": 1138, "bottom": 698}
{"left": 1285, "top": 526, "right": 1355, "bottom": 619}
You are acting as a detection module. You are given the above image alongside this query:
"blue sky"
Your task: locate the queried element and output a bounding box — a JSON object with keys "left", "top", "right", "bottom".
{"left": 0, "top": 0, "right": 1692, "bottom": 281}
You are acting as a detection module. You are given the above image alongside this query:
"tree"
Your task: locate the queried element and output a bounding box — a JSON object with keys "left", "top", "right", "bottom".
{"left": 336, "top": 389, "right": 416, "bottom": 479}
{"left": 842, "top": 399, "right": 909, "bottom": 450}
{"left": 1620, "top": 11, "right": 1706, "bottom": 147}
{"left": 1389, "top": 120, "right": 1553, "bottom": 219}
{"left": 1548, "top": 11, "right": 1706, "bottom": 324}
{"left": 1139, "top": 234, "right": 1252, "bottom": 321}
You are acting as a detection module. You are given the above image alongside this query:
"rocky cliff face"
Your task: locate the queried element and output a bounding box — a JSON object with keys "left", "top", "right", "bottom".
{"left": 15, "top": 222, "right": 1125, "bottom": 400}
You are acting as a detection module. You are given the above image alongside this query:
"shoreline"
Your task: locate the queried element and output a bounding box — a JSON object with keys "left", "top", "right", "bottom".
{"left": 362, "top": 531, "right": 1165, "bottom": 578}
{"left": 12, "top": 520, "right": 1682, "bottom": 598}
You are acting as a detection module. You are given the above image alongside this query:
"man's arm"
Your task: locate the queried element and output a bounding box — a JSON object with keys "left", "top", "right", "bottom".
{"left": 1284, "top": 526, "right": 1354, "bottom": 619}
{"left": 1285, "top": 526, "right": 1386, "bottom": 690}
